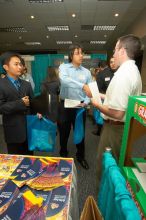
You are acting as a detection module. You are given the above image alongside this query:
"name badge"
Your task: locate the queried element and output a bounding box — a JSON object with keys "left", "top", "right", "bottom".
{"left": 105, "top": 77, "right": 110, "bottom": 81}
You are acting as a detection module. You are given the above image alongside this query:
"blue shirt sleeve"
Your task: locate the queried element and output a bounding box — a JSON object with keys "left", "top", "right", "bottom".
{"left": 59, "top": 64, "right": 84, "bottom": 89}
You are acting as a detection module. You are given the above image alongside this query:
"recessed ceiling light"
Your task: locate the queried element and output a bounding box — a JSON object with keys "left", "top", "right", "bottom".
{"left": 74, "top": 34, "right": 78, "bottom": 38}
{"left": 93, "top": 25, "right": 116, "bottom": 31}
{"left": 56, "top": 41, "right": 72, "bottom": 44}
{"left": 24, "top": 42, "right": 41, "bottom": 45}
{"left": 90, "top": 41, "right": 106, "bottom": 44}
{"left": 72, "top": 13, "right": 76, "bottom": 18}
{"left": 30, "top": 15, "right": 35, "bottom": 19}
{"left": 29, "top": 0, "right": 63, "bottom": 3}
{"left": 47, "top": 26, "right": 69, "bottom": 31}
{"left": 115, "top": 13, "right": 119, "bottom": 17}
{"left": 19, "top": 36, "right": 22, "bottom": 40}
{"left": 46, "top": 35, "right": 49, "bottom": 38}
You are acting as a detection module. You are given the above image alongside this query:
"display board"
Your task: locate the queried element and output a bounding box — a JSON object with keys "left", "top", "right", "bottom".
{"left": 119, "top": 96, "right": 146, "bottom": 216}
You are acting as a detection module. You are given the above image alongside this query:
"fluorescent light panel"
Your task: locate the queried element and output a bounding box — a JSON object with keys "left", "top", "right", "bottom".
{"left": 29, "top": 0, "right": 63, "bottom": 3}
{"left": 90, "top": 41, "right": 106, "bottom": 44}
{"left": 56, "top": 41, "right": 72, "bottom": 44}
{"left": 93, "top": 25, "right": 116, "bottom": 31}
{"left": 24, "top": 42, "right": 41, "bottom": 45}
{"left": 47, "top": 26, "right": 69, "bottom": 31}
{"left": 0, "top": 27, "right": 27, "bottom": 33}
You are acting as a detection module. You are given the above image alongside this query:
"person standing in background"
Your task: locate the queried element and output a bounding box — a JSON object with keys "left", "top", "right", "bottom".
{"left": 58, "top": 43, "right": 92, "bottom": 169}
{"left": 92, "top": 60, "right": 114, "bottom": 136}
{"left": 41, "top": 67, "right": 60, "bottom": 122}
{"left": 20, "top": 58, "right": 35, "bottom": 91}
{"left": 0, "top": 52, "right": 33, "bottom": 155}
{"left": 109, "top": 57, "right": 118, "bottom": 73}
{"left": 86, "top": 35, "right": 142, "bottom": 190}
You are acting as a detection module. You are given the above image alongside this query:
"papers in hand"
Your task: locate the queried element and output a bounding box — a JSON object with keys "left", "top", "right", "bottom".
{"left": 88, "top": 81, "right": 102, "bottom": 104}
{"left": 64, "top": 99, "right": 81, "bottom": 108}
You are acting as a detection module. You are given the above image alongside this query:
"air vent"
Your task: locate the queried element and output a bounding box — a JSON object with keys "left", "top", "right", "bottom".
{"left": 29, "top": 0, "right": 63, "bottom": 3}
{"left": 47, "top": 26, "right": 69, "bottom": 31}
{"left": 24, "top": 42, "right": 41, "bottom": 45}
{"left": 90, "top": 41, "right": 106, "bottom": 44}
{"left": 56, "top": 41, "right": 72, "bottom": 45}
{"left": 0, "top": 27, "right": 27, "bottom": 33}
{"left": 81, "top": 25, "right": 94, "bottom": 31}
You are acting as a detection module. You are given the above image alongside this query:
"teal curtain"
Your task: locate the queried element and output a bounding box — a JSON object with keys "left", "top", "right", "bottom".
{"left": 31, "top": 55, "right": 49, "bottom": 95}
{"left": 91, "top": 54, "right": 107, "bottom": 60}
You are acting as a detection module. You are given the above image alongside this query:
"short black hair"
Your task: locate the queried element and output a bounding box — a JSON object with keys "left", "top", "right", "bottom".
{"left": 0, "top": 51, "right": 22, "bottom": 66}
{"left": 99, "top": 60, "right": 107, "bottom": 68}
{"left": 68, "top": 43, "right": 83, "bottom": 63}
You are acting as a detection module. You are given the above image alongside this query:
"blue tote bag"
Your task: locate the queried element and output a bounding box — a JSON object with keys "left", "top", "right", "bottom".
{"left": 27, "top": 115, "right": 57, "bottom": 152}
{"left": 93, "top": 108, "right": 104, "bottom": 125}
{"left": 73, "top": 108, "right": 85, "bottom": 144}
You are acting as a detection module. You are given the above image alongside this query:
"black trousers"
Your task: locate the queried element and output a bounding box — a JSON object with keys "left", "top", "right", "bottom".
{"left": 58, "top": 101, "right": 86, "bottom": 159}
{"left": 7, "top": 140, "right": 33, "bottom": 155}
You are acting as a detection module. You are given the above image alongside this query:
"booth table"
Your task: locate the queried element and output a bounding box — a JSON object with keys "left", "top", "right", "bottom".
{"left": 0, "top": 154, "right": 79, "bottom": 220}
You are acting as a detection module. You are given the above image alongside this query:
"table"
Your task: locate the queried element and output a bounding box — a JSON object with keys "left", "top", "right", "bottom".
{"left": 0, "top": 154, "right": 79, "bottom": 220}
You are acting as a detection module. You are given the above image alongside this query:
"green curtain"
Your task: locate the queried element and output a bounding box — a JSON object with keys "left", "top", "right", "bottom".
{"left": 31, "top": 55, "right": 49, "bottom": 95}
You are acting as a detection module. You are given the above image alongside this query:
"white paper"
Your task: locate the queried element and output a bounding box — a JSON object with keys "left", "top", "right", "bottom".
{"left": 64, "top": 99, "right": 81, "bottom": 108}
{"left": 132, "top": 168, "right": 146, "bottom": 194}
{"left": 88, "top": 81, "right": 102, "bottom": 104}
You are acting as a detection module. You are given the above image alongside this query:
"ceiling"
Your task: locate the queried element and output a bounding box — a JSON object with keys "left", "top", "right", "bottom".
{"left": 0, "top": 0, "right": 146, "bottom": 53}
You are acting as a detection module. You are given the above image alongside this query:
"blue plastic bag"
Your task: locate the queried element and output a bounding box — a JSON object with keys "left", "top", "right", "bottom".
{"left": 93, "top": 108, "right": 104, "bottom": 125}
{"left": 73, "top": 108, "right": 85, "bottom": 144}
{"left": 27, "top": 115, "right": 57, "bottom": 152}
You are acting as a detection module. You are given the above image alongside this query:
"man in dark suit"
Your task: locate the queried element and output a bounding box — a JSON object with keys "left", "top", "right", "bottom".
{"left": 92, "top": 60, "right": 114, "bottom": 136}
{"left": 0, "top": 52, "right": 33, "bottom": 155}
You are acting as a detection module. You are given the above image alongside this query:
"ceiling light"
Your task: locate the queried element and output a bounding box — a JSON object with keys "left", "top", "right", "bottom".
{"left": 47, "top": 26, "right": 69, "bottom": 31}
{"left": 0, "top": 27, "right": 27, "bottom": 33}
{"left": 104, "top": 34, "right": 107, "bottom": 38}
{"left": 56, "top": 41, "right": 72, "bottom": 44}
{"left": 90, "top": 41, "right": 106, "bottom": 44}
{"left": 74, "top": 35, "right": 78, "bottom": 38}
{"left": 93, "top": 25, "right": 116, "bottom": 31}
{"left": 46, "top": 35, "right": 49, "bottom": 38}
{"left": 115, "top": 13, "right": 119, "bottom": 17}
{"left": 30, "top": 15, "right": 35, "bottom": 19}
{"left": 72, "top": 13, "right": 76, "bottom": 18}
{"left": 29, "top": 0, "right": 63, "bottom": 3}
{"left": 24, "top": 42, "right": 41, "bottom": 45}
{"left": 19, "top": 36, "right": 22, "bottom": 40}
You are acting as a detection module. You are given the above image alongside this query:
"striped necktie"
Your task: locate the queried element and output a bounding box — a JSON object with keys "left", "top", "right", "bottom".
{"left": 14, "top": 80, "right": 20, "bottom": 91}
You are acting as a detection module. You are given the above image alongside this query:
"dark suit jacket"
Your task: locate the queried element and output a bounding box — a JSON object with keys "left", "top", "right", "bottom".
{"left": 96, "top": 67, "right": 114, "bottom": 93}
{"left": 0, "top": 76, "right": 33, "bottom": 143}
{"left": 40, "top": 80, "right": 60, "bottom": 122}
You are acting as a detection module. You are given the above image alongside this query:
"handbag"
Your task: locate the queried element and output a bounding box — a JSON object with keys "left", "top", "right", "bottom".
{"left": 27, "top": 115, "right": 57, "bottom": 152}
{"left": 73, "top": 108, "right": 85, "bottom": 144}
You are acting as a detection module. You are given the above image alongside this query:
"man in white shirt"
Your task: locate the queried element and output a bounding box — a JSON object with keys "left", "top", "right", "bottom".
{"left": 87, "top": 35, "right": 142, "bottom": 188}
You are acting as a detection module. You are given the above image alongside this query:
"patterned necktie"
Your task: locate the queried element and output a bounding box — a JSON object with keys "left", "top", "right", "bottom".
{"left": 14, "top": 80, "right": 20, "bottom": 91}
